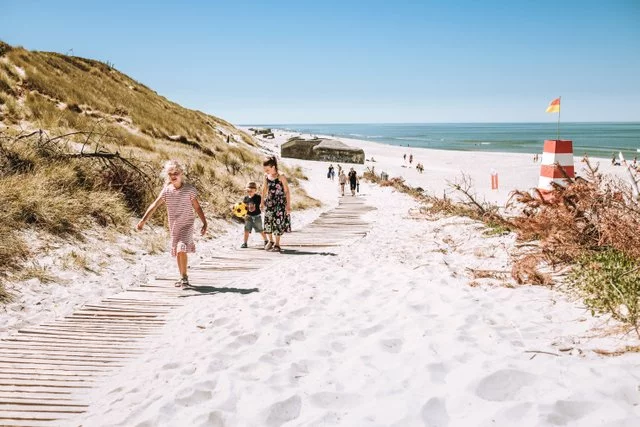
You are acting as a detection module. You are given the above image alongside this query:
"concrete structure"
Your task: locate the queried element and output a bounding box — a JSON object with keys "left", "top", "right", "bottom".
{"left": 281, "top": 137, "right": 365, "bottom": 164}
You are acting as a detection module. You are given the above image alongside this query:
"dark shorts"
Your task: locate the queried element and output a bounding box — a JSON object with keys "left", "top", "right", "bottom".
{"left": 350, "top": 182, "right": 357, "bottom": 190}
{"left": 245, "top": 214, "right": 263, "bottom": 233}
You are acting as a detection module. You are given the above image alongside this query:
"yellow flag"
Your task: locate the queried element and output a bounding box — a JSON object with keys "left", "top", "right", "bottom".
{"left": 546, "top": 97, "right": 560, "bottom": 113}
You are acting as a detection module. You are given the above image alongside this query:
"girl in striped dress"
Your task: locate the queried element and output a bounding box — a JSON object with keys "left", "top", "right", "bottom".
{"left": 137, "top": 160, "right": 207, "bottom": 288}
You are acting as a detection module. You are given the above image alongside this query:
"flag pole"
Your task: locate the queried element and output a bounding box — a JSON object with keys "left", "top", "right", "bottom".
{"left": 557, "top": 96, "right": 561, "bottom": 140}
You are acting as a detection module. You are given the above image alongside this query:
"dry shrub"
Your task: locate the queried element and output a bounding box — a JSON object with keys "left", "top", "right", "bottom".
{"left": 509, "top": 161, "right": 640, "bottom": 265}
{"left": 511, "top": 253, "right": 553, "bottom": 286}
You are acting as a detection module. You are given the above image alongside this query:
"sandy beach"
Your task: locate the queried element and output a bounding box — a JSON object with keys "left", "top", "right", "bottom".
{"left": 254, "top": 128, "right": 633, "bottom": 207}
{"left": 67, "top": 134, "right": 640, "bottom": 426}
{"left": 1, "top": 130, "right": 639, "bottom": 426}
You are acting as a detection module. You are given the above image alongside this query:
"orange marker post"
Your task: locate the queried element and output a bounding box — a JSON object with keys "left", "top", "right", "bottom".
{"left": 491, "top": 170, "right": 499, "bottom": 190}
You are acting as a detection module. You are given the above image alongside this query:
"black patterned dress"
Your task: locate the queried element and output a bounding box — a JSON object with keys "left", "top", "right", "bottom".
{"left": 264, "top": 174, "right": 291, "bottom": 235}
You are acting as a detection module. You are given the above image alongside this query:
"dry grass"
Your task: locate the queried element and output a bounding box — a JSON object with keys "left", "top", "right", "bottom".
{"left": 17, "top": 262, "right": 57, "bottom": 284}
{"left": 61, "top": 250, "right": 92, "bottom": 271}
{"left": 0, "top": 41, "right": 319, "bottom": 296}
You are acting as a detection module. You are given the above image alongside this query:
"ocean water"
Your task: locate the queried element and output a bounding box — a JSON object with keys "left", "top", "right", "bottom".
{"left": 257, "top": 123, "right": 640, "bottom": 158}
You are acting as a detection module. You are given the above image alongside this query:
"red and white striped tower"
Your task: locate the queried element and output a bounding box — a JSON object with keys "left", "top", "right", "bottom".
{"left": 538, "top": 139, "right": 574, "bottom": 190}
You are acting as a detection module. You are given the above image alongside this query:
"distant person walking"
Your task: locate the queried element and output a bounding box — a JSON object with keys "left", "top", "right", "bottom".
{"left": 137, "top": 160, "right": 207, "bottom": 288}
{"left": 409, "top": 154, "right": 413, "bottom": 165}
{"left": 327, "top": 164, "right": 335, "bottom": 180}
{"left": 261, "top": 156, "right": 291, "bottom": 253}
{"left": 348, "top": 167, "right": 359, "bottom": 196}
{"left": 403, "top": 153, "right": 407, "bottom": 162}
{"left": 338, "top": 170, "right": 347, "bottom": 196}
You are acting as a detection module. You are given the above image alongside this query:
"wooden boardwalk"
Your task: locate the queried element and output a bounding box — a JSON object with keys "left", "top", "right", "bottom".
{"left": 0, "top": 196, "right": 373, "bottom": 427}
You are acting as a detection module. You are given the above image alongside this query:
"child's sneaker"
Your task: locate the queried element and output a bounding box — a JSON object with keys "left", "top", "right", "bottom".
{"left": 241, "top": 243, "right": 248, "bottom": 248}
{"left": 264, "top": 241, "right": 274, "bottom": 251}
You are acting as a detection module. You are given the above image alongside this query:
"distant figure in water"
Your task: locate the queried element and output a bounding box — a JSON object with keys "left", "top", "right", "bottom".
{"left": 137, "top": 160, "right": 208, "bottom": 288}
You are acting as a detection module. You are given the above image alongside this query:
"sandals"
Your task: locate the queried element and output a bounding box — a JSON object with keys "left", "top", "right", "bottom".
{"left": 174, "top": 277, "right": 190, "bottom": 288}
{"left": 264, "top": 241, "right": 274, "bottom": 251}
{"left": 272, "top": 245, "right": 282, "bottom": 253}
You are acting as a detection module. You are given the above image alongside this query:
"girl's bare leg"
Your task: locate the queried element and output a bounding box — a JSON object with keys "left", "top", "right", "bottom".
{"left": 177, "top": 252, "right": 188, "bottom": 277}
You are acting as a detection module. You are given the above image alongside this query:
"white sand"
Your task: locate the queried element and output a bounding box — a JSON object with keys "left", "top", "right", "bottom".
{"left": 76, "top": 138, "right": 640, "bottom": 426}
{"left": 256, "top": 128, "right": 634, "bottom": 207}
{"left": 3, "top": 129, "right": 639, "bottom": 426}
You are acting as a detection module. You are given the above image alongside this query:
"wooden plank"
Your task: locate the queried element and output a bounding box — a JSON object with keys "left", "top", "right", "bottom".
{"left": 0, "top": 351, "right": 128, "bottom": 362}
{"left": 0, "top": 411, "right": 75, "bottom": 420}
{"left": 17, "top": 331, "right": 140, "bottom": 343}
{"left": 18, "top": 328, "right": 149, "bottom": 339}
{"left": 0, "top": 379, "right": 91, "bottom": 392}
{"left": 1, "top": 340, "right": 142, "bottom": 353}
{"left": 0, "top": 357, "right": 121, "bottom": 368}
{"left": 0, "top": 373, "right": 95, "bottom": 382}
{"left": 38, "top": 323, "right": 159, "bottom": 333}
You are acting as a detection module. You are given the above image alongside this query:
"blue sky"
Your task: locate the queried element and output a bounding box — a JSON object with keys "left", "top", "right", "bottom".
{"left": 1, "top": 0, "right": 639, "bottom": 123}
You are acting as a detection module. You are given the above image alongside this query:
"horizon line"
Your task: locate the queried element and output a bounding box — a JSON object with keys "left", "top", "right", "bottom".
{"left": 239, "top": 121, "right": 640, "bottom": 126}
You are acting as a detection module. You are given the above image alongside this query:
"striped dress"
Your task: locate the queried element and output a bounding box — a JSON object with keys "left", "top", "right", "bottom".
{"left": 161, "top": 183, "right": 197, "bottom": 256}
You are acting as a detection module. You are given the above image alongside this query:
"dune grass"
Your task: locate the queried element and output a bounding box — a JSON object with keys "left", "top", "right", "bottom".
{"left": 0, "top": 41, "right": 319, "bottom": 298}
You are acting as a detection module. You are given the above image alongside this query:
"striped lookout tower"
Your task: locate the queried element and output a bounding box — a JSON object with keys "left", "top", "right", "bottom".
{"left": 538, "top": 139, "right": 575, "bottom": 190}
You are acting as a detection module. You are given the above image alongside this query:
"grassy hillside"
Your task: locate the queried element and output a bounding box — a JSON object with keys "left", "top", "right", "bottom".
{"left": 0, "top": 41, "right": 318, "bottom": 300}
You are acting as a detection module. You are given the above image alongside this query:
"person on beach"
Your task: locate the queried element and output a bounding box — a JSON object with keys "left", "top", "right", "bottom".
{"left": 338, "top": 170, "right": 347, "bottom": 196}
{"left": 137, "top": 160, "right": 207, "bottom": 288}
{"left": 409, "top": 154, "right": 413, "bottom": 165}
{"left": 328, "top": 164, "right": 335, "bottom": 180}
{"left": 403, "top": 153, "right": 407, "bottom": 162}
{"left": 241, "top": 181, "right": 267, "bottom": 249}
{"left": 348, "top": 167, "right": 359, "bottom": 196}
{"left": 261, "top": 156, "right": 291, "bottom": 253}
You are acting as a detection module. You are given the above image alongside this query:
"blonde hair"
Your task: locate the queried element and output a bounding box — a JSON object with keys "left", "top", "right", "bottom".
{"left": 161, "top": 159, "right": 187, "bottom": 184}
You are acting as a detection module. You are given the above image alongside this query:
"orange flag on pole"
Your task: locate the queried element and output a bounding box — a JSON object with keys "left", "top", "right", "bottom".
{"left": 546, "top": 97, "right": 561, "bottom": 113}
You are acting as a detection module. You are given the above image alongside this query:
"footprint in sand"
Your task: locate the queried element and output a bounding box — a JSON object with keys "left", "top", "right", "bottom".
{"left": 212, "top": 317, "right": 230, "bottom": 327}
{"left": 265, "top": 395, "right": 302, "bottom": 426}
{"left": 359, "top": 323, "right": 384, "bottom": 337}
{"left": 193, "top": 411, "right": 225, "bottom": 427}
{"left": 543, "top": 400, "right": 597, "bottom": 425}
{"left": 309, "top": 392, "right": 360, "bottom": 410}
{"left": 475, "top": 369, "right": 537, "bottom": 401}
{"left": 161, "top": 362, "right": 180, "bottom": 370}
{"left": 380, "top": 338, "right": 403, "bottom": 353}
{"left": 207, "top": 358, "right": 229, "bottom": 373}
{"left": 228, "top": 332, "right": 259, "bottom": 349}
{"left": 181, "top": 364, "right": 197, "bottom": 375}
{"left": 175, "top": 388, "right": 213, "bottom": 406}
{"left": 331, "top": 341, "right": 346, "bottom": 352}
{"left": 421, "top": 397, "right": 449, "bottom": 427}
{"left": 285, "top": 330, "right": 306, "bottom": 343}
{"left": 426, "top": 363, "right": 448, "bottom": 384}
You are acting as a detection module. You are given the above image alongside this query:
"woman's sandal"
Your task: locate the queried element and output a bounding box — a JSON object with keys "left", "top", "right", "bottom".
{"left": 273, "top": 245, "right": 282, "bottom": 253}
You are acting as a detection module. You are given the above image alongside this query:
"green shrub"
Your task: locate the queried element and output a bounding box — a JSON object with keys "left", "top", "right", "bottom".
{"left": 568, "top": 249, "right": 640, "bottom": 337}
